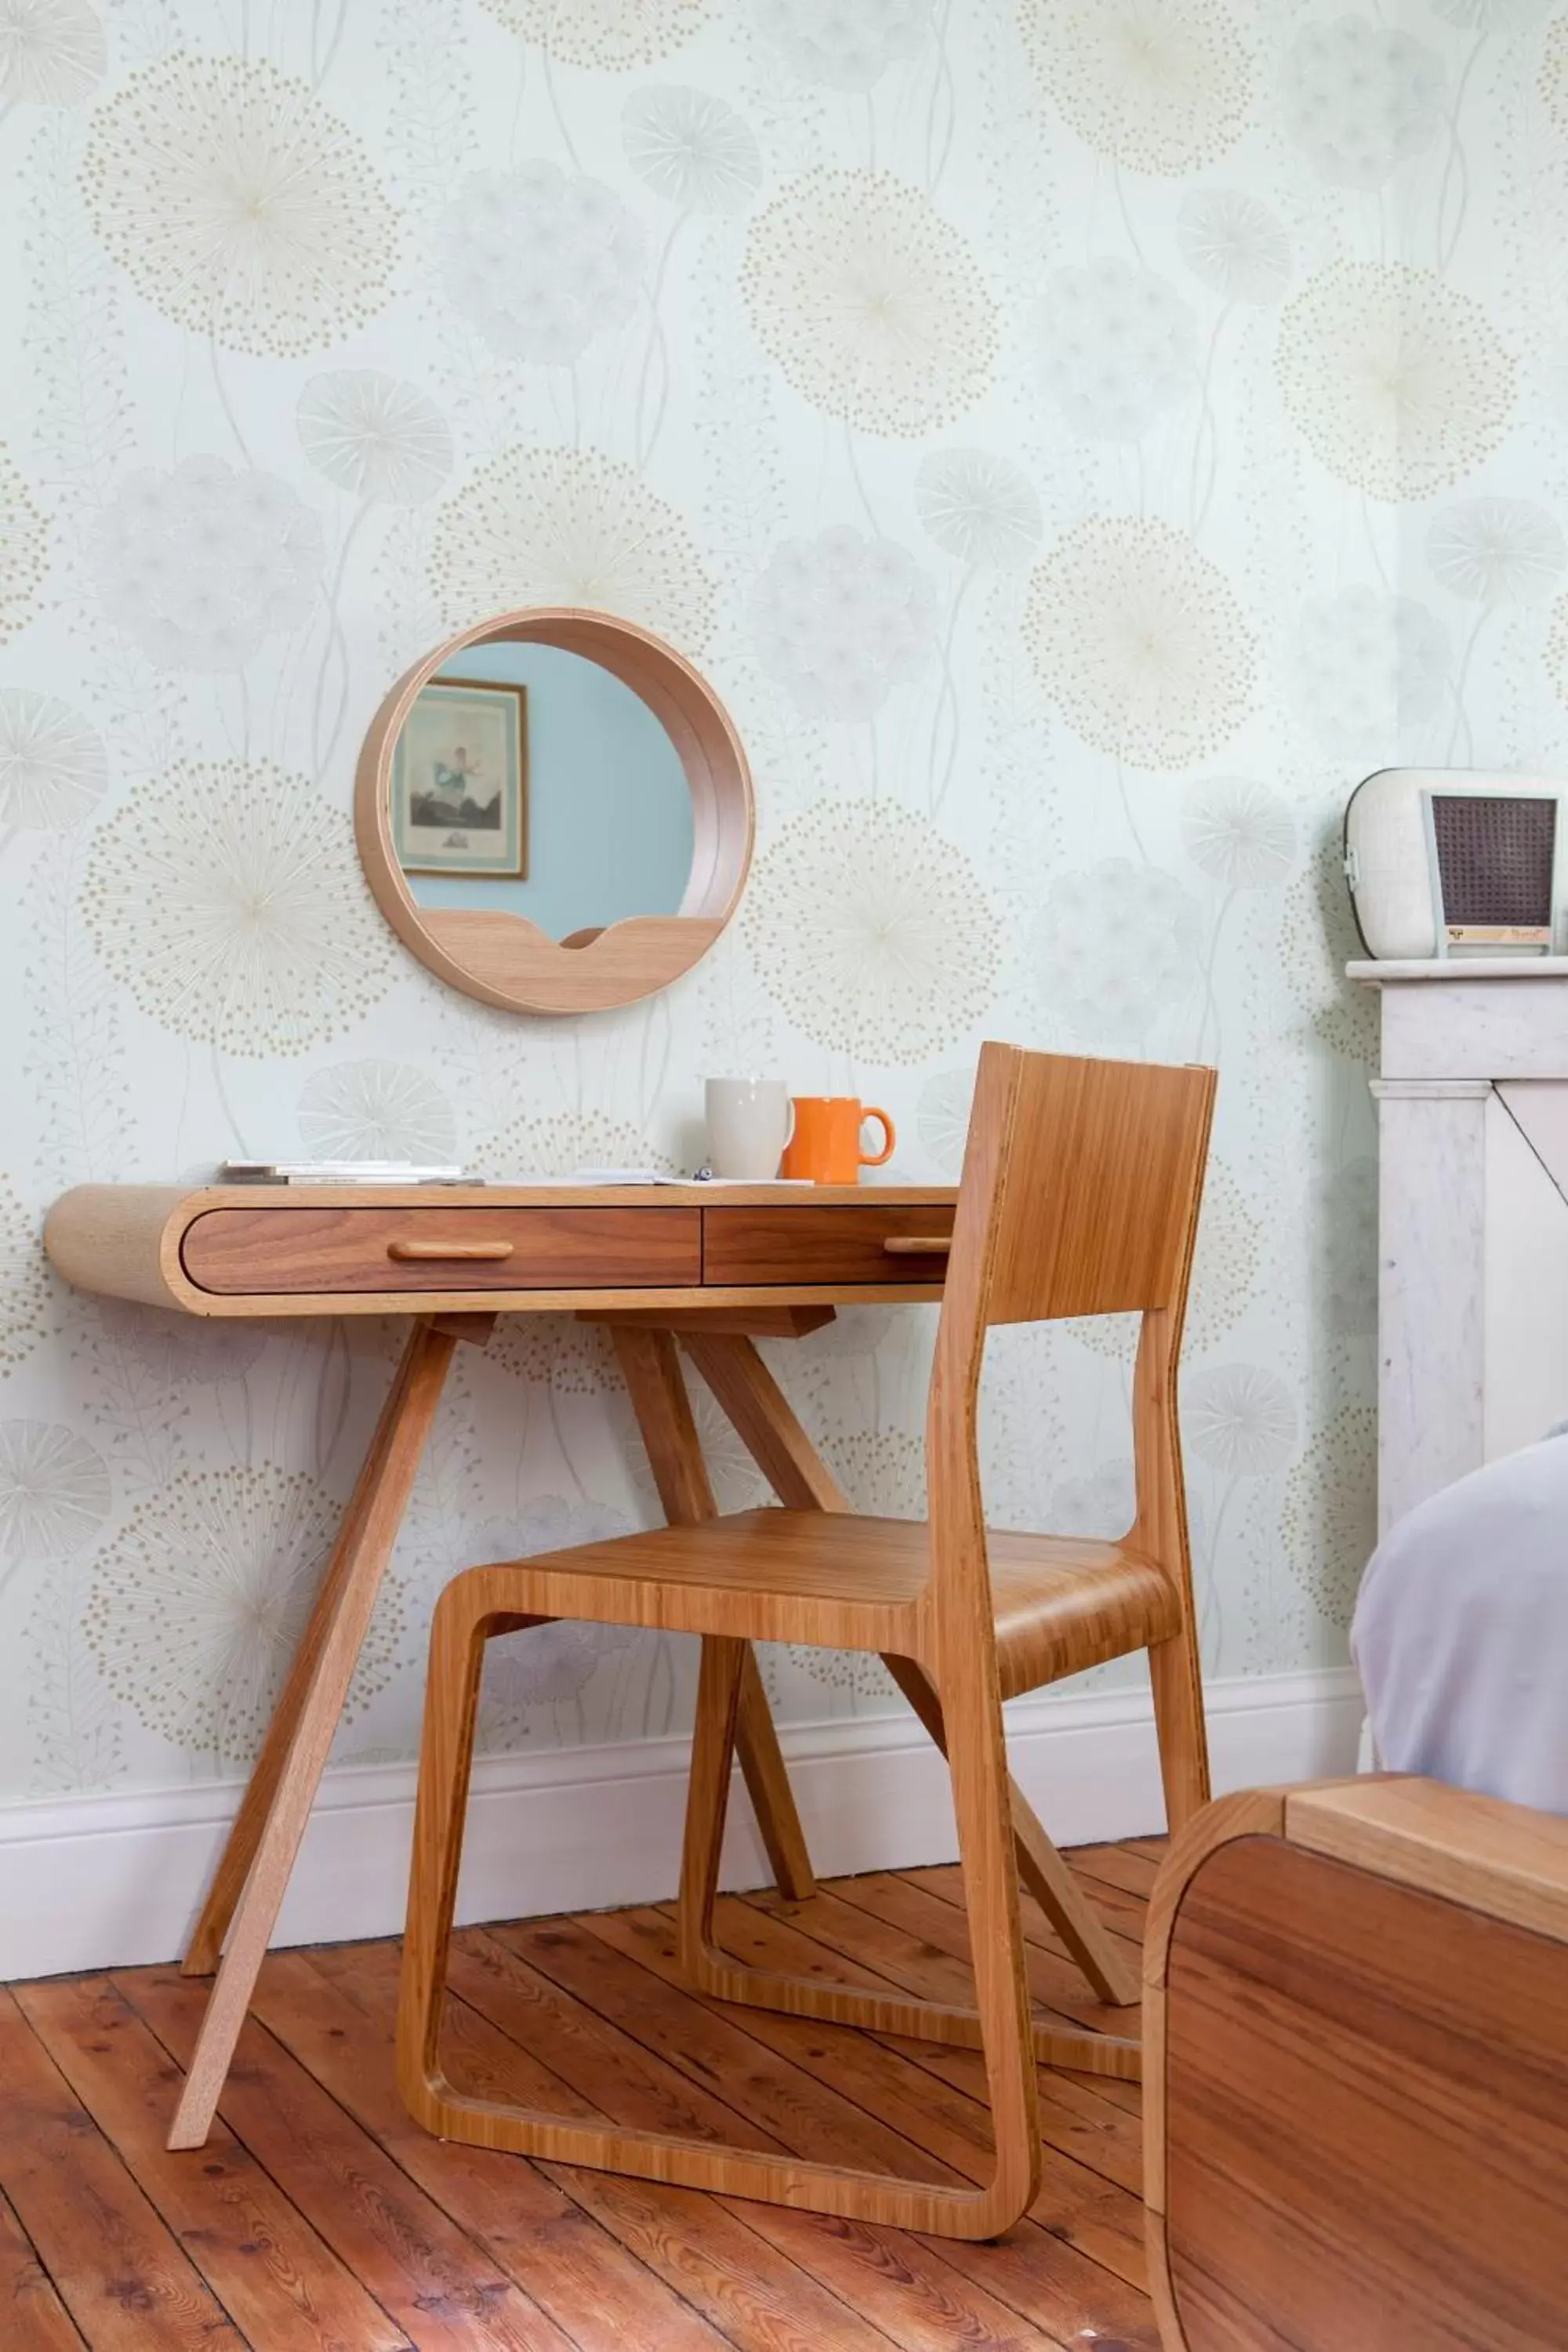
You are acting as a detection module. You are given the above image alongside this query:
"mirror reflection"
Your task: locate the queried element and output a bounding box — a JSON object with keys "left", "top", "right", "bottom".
{"left": 389, "top": 637, "right": 695, "bottom": 940}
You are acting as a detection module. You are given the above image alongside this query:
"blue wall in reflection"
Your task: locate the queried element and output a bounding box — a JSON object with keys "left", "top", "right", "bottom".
{"left": 405, "top": 639, "right": 695, "bottom": 940}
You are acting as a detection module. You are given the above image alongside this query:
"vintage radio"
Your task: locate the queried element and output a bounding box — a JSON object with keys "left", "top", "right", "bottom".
{"left": 1343, "top": 768, "right": 1565, "bottom": 959}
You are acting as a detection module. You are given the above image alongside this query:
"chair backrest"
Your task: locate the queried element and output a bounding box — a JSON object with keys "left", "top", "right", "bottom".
{"left": 953, "top": 1046, "right": 1217, "bottom": 1330}
{"left": 921, "top": 1045, "right": 1217, "bottom": 1653}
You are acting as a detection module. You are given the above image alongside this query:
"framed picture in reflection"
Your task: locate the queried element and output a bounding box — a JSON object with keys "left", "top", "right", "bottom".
{"left": 392, "top": 677, "right": 528, "bottom": 877}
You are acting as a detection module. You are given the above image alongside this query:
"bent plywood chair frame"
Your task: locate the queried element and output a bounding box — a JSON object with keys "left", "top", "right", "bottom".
{"left": 397, "top": 1044, "right": 1218, "bottom": 2240}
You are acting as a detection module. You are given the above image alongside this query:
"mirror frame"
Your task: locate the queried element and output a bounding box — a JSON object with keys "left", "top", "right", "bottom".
{"left": 355, "top": 607, "right": 754, "bottom": 1016}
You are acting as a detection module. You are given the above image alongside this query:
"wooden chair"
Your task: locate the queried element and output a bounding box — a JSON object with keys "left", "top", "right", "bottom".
{"left": 397, "top": 1044, "right": 1218, "bottom": 2241}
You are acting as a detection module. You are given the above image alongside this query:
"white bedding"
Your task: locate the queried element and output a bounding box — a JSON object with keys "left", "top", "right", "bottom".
{"left": 1351, "top": 1436, "right": 1568, "bottom": 1817}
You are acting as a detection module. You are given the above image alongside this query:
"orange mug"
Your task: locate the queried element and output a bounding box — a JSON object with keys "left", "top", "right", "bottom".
{"left": 782, "top": 1097, "right": 895, "bottom": 1185}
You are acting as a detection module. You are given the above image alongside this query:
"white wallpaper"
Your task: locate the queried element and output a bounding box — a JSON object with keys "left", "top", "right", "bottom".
{"left": 2, "top": 0, "right": 1561, "bottom": 1805}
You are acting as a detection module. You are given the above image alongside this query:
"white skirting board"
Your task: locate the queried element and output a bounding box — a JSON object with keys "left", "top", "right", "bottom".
{"left": 0, "top": 1664, "right": 1363, "bottom": 1982}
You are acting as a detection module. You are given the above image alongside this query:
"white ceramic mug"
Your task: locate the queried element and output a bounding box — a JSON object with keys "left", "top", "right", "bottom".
{"left": 705, "top": 1077, "right": 794, "bottom": 1181}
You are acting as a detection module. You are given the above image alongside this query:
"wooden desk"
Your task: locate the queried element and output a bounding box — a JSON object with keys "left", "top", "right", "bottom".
{"left": 45, "top": 1180, "right": 958, "bottom": 2147}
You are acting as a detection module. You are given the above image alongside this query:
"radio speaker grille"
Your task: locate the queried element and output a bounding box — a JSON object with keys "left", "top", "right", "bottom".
{"left": 1430, "top": 794, "right": 1555, "bottom": 930}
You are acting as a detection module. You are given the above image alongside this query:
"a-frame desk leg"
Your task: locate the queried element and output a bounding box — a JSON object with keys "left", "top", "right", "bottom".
{"left": 169, "top": 1315, "right": 480, "bottom": 2149}
{"left": 611, "top": 1323, "right": 816, "bottom": 1904}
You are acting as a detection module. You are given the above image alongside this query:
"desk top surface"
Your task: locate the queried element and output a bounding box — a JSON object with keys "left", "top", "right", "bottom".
{"left": 45, "top": 1180, "right": 961, "bottom": 1320}
{"left": 58, "top": 1180, "right": 957, "bottom": 1210}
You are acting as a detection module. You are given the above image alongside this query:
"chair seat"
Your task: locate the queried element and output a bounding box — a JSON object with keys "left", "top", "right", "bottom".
{"left": 477, "top": 1508, "right": 1181, "bottom": 1697}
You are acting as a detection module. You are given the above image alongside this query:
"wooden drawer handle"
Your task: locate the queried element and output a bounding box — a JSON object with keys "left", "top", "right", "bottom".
{"left": 386, "top": 1239, "right": 515, "bottom": 1263}
{"left": 881, "top": 1236, "right": 951, "bottom": 1257}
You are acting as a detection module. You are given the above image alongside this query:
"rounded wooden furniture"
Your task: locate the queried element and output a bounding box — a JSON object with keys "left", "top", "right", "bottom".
{"left": 1144, "top": 1775, "right": 1568, "bottom": 2350}
{"left": 42, "top": 1183, "right": 957, "bottom": 1317}
{"left": 354, "top": 608, "right": 753, "bottom": 1016}
{"left": 396, "top": 1046, "right": 1218, "bottom": 2240}
{"left": 42, "top": 1174, "right": 960, "bottom": 2151}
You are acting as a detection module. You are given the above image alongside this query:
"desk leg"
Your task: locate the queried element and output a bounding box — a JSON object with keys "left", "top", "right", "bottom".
{"left": 680, "top": 1331, "right": 849, "bottom": 1515}
{"left": 612, "top": 1326, "right": 816, "bottom": 1904}
{"left": 168, "top": 1318, "right": 459, "bottom": 2150}
{"left": 683, "top": 1334, "right": 1138, "bottom": 2010}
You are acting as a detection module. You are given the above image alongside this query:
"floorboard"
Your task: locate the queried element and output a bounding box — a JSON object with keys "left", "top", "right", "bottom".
{"left": 0, "top": 2182, "right": 89, "bottom": 2351}
{"left": 0, "top": 1988, "right": 243, "bottom": 2352}
{"left": 1, "top": 1844, "right": 1164, "bottom": 2351}
{"left": 12, "top": 1974, "right": 400, "bottom": 2352}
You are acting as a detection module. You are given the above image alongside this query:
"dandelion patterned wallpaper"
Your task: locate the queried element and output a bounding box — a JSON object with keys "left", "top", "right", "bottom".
{"left": 2, "top": 0, "right": 1563, "bottom": 1809}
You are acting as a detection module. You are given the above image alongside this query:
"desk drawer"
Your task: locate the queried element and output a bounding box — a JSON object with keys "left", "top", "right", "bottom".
{"left": 180, "top": 1207, "right": 703, "bottom": 1295}
{"left": 702, "top": 1203, "right": 955, "bottom": 1287}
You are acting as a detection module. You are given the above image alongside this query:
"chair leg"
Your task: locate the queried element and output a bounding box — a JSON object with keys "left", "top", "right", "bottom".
{"left": 680, "top": 1657, "right": 1140, "bottom": 2085}
{"left": 1134, "top": 1309, "right": 1212, "bottom": 1835}
{"left": 677, "top": 1635, "right": 746, "bottom": 1981}
{"left": 396, "top": 1619, "right": 1047, "bottom": 2236}
{"left": 1149, "top": 1625, "right": 1211, "bottom": 1835}
{"left": 941, "top": 1661, "right": 1044, "bottom": 2232}
{"left": 397, "top": 1580, "right": 525, "bottom": 2101}
{"left": 882, "top": 1656, "right": 1139, "bottom": 2008}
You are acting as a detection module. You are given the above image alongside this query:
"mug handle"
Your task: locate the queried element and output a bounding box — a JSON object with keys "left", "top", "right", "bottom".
{"left": 859, "top": 1107, "right": 895, "bottom": 1167}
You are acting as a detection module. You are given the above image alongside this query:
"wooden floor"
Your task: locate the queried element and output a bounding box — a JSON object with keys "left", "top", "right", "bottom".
{"left": 0, "top": 1840, "right": 1164, "bottom": 2352}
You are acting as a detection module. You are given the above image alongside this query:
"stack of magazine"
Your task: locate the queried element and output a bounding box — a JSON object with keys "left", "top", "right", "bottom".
{"left": 219, "top": 1161, "right": 468, "bottom": 1185}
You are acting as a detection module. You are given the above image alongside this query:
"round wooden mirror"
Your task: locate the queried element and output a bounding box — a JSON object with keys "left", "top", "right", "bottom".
{"left": 355, "top": 608, "right": 753, "bottom": 1016}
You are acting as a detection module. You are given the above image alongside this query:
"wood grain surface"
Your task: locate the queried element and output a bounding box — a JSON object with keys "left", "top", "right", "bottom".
{"left": 44, "top": 1181, "right": 959, "bottom": 1317}
{"left": 1287, "top": 1774, "right": 1568, "bottom": 1944}
{"left": 1159, "top": 1824, "right": 1568, "bottom": 2351}
{"left": 169, "top": 1321, "right": 460, "bottom": 2152}
{"left": 397, "top": 1047, "right": 1214, "bottom": 2241}
{"left": 608, "top": 1325, "right": 816, "bottom": 1907}
{"left": 180, "top": 1205, "right": 703, "bottom": 1294}
{"left": 353, "top": 606, "right": 755, "bottom": 1018}
{"left": 0, "top": 1846, "right": 1161, "bottom": 2350}
{"left": 702, "top": 1203, "right": 957, "bottom": 1286}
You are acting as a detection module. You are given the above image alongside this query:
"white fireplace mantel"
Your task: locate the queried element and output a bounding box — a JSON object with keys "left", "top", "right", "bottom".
{"left": 1352, "top": 960, "right": 1568, "bottom": 1535}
